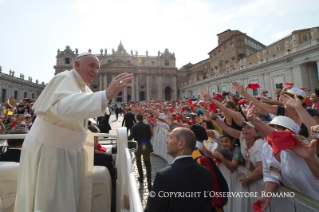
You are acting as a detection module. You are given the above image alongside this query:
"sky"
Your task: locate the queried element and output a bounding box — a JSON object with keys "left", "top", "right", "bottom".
{"left": 0, "top": 0, "right": 319, "bottom": 84}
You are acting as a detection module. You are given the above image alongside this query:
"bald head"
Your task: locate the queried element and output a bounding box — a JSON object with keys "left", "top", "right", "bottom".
{"left": 175, "top": 127, "right": 196, "bottom": 151}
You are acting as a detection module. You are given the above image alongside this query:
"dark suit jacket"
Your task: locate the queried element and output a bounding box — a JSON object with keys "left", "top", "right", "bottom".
{"left": 122, "top": 112, "right": 137, "bottom": 127}
{"left": 0, "top": 149, "right": 21, "bottom": 163}
{"left": 98, "top": 113, "right": 111, "bottom": 133}
{"left": 128, "top": 121, "right": 152, "bottom": 154}
{"left": 145, "top": 157, "right": 214, "bottom": 212}
{"left": 94, "top": 151, "right": 117, "bottom": 183}
{"left": 115, "top": 108, "right": 119, "bottom": 114}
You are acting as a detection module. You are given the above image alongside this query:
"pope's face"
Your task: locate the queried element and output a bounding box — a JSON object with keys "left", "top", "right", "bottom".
{"left": 75, "top": 55, "right": 100, "bottom": 84}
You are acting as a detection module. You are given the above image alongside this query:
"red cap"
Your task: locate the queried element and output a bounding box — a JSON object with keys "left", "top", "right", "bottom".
{"left": 213, "top": 94, "right": 223, "bottom": 99}
{"left": 238, "top": 99, "right": 247, "bottom": 105}
{"left": 305, "top": 98, "right": 311, "bottom": 106}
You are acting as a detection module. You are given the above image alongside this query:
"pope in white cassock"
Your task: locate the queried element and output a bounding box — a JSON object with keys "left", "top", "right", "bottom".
{"left": 15, "top": 53, "right": 133, "bottom": 212}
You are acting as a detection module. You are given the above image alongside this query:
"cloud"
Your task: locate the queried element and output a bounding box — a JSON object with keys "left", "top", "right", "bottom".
{"left": 236, "top": 0, "right": 319, "bottom": 17}
{"left": 270, "top": 29, "right": 293, "bottom": 41}
{"left": 241, "top": 27, "right": 254, "bottom": 35}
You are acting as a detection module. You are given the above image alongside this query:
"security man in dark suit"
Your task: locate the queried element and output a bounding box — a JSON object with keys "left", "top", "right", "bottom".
{"left": 128, "top": 113, "right": 152, "bottom": 190}
{"left": 145, "top": 127, "right": 213, "bottom": 212}
{"left": 115, "top": 106, "right": 120, "bottom": 120}
{"left": 0, "top": 128, "right": 29, "bottom": 163}
{"left": 122, "top": 108, "right": 137, "bottom": 134}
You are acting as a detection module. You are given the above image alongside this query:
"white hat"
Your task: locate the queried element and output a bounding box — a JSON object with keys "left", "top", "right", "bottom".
{"left": 286, "top": 87, "right": 307, "bottom": 99}
{"left": 244, "top": 121, "right": 255, "bottom": 128}
{"left": 75, "top": 52, "right": 95, "bottom": 61}
{"left": 269, "top": 116, "right": 300, "bottom": 134}
{"left": 239, "top": 121, "right": 255, "bottom": 128}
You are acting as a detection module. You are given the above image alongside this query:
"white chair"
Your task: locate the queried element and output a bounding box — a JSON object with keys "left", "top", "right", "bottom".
{"left": 91, "top": 166, "right": 112, "bottom": 212}
{"left": 0, "top": 162, "right": 19, "bottom": 212}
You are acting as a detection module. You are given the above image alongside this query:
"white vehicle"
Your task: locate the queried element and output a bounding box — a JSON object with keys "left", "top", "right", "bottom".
{"left": 0, "top": 127, "right": 143, "bottom": 212}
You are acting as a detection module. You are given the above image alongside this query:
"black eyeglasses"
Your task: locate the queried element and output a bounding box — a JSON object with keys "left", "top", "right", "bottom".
{"left": 225, "top": 105, "right": 231, "bottom": 108}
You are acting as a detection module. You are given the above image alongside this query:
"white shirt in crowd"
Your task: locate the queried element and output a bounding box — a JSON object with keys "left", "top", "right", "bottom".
{"left": 156, "top": 121, "right": 169, "bottom": 130}
{"left": 239, "top": 132, "right": 265, "bottom": 168}
{"left": 262, "top": 142, "right": 319, "bottom": 201}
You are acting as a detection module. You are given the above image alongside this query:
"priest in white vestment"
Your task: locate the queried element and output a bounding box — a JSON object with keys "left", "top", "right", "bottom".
{"left": 15, "top": 53, "right": 133, "bottom": 212}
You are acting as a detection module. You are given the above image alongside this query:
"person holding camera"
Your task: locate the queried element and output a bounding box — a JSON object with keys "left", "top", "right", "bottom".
{"left": 16, "top": 98, "right": 32, "bottom": 115}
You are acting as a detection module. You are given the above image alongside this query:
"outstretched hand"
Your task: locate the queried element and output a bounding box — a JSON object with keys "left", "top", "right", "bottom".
{"left": 291, "top": 134, "right": 317, "bottom": 160}
{"left": 281, "top": 94, "right": 303, "bottom": 109}
{"left": 200, "top": 88, "right": 212, "bottom": 102}
{"left": 106, "top": 73, "right": 133, "bottom": 100}
{"left": 232, "top": 81, "right": 245, "bottom": 94}
{"left": 246, "top": 102, "right": 256, "bottom": 121}
{"left": 254, "top": 197, "right": 270, "bottom": 211}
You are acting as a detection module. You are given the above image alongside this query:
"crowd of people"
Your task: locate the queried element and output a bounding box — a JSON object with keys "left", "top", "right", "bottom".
{"left": 0, "top": 97, "right": 36, "bottom": 136}
{"left": 117, "top": 81, "right": 319, "bottom": 211}
{"left": 1, "top": 75, "right": 319, "bottom": 211}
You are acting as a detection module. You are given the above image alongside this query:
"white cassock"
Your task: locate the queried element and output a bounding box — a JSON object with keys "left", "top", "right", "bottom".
{"left": 15, "top": 69, "right": 107, "bottom": 212}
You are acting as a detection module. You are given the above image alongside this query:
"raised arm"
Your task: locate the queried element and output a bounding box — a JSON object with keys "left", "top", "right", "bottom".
{"left": 291, "top": 134, "right": 319, "bottom": 180}
{"left": 214, "top": 118, "right": 241, "bottom": 139}
{"left": 213, "top": 149, "right": 239, "bottom": 173}
{"left": 282, "top": 94, "right": 317, "bottom": 136}
{"left": 246, "top": 102, "right": 274, "bottom": 137}
{"left": 232, "top": 81, "right": 278, "bottom": 115}
{"left": 200, "top": 88, "right": 245, "bottom": 123}
{"left": 0, "top": 119, "right": 5, "bottom": 134}
{"left": 200, "top": 104, "right": 222, "bottom": 134}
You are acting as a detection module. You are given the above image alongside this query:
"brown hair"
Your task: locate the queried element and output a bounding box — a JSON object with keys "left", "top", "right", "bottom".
{"left": 222, "top": 100, "right": 237, "bottom": 109}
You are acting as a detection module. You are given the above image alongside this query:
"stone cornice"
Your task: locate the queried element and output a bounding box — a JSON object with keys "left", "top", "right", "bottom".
{"left": 0, "top": 73, "right": 46, "bottom": 89}
{"left": 179, "top": 41, "right": 319, "bottom": 90}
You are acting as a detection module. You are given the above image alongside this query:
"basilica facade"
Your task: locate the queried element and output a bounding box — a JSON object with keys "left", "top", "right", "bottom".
{"left": 54, "top": 42, "right": 178, "bottom": 104}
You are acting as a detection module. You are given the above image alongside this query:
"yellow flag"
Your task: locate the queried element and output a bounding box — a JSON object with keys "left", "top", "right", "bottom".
{"left": 138, "top": 58, "right": 142, "bottom": 64}
{"left": 163, "top": 131, "right": 165, "bottom": 135}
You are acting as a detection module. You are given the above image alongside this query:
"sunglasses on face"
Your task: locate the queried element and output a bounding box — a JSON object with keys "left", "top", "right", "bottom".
{"left": 225, "top": 105, "right": 231, "bottom": 108}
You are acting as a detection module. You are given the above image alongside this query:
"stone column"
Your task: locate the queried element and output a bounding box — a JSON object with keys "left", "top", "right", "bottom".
{"left": 157, "top": 74, "right": 163, "bottom": 100}
{"left": 135, "top": 74, "right": 139, "bottom": 101}
{"left": 172, "top": 75, "right": 177, "bottom": 99}
{"left": 99, "top": 74, "right": 102, "bottom": 91}
{"left": 103, "top": 73, "right": 107, "bottom": 89}
{"left": 146, "top": 74, "right": 151, "bottom": 100}
{"left": 131, "top": 74, "right": 135, "bottom": 101}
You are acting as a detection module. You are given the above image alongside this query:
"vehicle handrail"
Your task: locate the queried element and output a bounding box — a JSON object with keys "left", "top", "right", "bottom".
{"left": 0, "top": 133, "right": 116, "bottom": 140}
{"left": 115, "top": 127, "right": 143, "bottom": 212}
{"left": 126, "top": 148, "right": 143, "bottom": 212}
